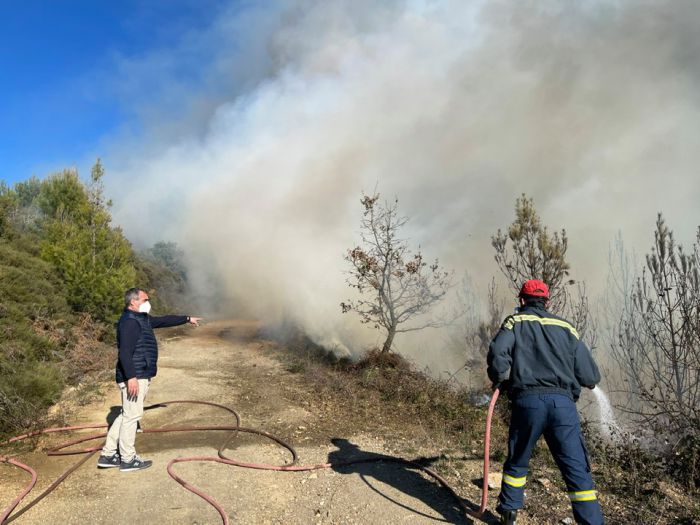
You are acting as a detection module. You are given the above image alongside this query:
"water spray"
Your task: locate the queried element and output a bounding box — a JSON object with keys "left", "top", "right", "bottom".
{"left": 591, "top": 386, "right": 622, "bottom": 441}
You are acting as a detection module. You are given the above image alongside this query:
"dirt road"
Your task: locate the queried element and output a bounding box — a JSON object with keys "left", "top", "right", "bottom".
{"left": 1, "top": 320, "right": 492, "bottom": 525}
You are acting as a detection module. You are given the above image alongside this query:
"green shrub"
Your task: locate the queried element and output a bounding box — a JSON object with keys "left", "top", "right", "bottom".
{"left": 0, "top": 240, "right": 71, "bottom": 435}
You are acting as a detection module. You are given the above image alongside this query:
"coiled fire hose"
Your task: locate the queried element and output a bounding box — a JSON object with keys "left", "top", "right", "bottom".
{"left": 1, "top": 390, "right": 501, "bottom": 524}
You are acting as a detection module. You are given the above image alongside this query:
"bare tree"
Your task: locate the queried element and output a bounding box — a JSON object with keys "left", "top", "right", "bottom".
{"left": 602, "top": 232, "right": 644, "bottom": 413}
{"left": 602, "top": 232, "right": 638, "bottom": 337}
{"left": 454, "top": 275, "right": 504, "bottom": 377}
{"left": 613, "top": 215, "right": 700, "bottom": 441}
{"left": 475, "top": 278, "right": 504, "bottom": 361}
{"left": 454, "top": 273, "right": 481, "bottom": 361}
{"left": 341, "top": 193, "right": 453, "bottom": 353}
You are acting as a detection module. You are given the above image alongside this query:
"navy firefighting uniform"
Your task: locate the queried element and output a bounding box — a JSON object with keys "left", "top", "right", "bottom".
{"left": 487, "top": 304, "right": 604, "bottom": 525}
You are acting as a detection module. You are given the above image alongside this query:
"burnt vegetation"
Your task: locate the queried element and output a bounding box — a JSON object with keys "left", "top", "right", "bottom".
{"left": 607, "top": 214, "right": 700, "bottom": 489}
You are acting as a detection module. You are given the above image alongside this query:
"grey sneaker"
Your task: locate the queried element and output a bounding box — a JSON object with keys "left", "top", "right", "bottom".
{"left": 97, "top": 453, "right": 121, "bottom": 468}
{"left": 119, "top": 455, "right": 153, "bottom": 472}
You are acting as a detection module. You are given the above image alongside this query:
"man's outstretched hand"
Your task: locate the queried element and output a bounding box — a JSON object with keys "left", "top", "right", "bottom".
{"left": 188, "top": 317, "right": 203, "bottom": 326}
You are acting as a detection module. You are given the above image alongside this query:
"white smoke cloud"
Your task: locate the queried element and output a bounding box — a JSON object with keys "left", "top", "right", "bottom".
{"left": 107, "top": 0, "right": 700, "bottom": 370}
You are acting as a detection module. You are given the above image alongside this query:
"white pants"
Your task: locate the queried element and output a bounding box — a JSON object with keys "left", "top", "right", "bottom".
{"left": 102, "top": 378, "right": 150, "bottom": 462}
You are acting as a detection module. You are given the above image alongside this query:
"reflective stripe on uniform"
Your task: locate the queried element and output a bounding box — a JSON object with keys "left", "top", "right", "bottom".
{"left": 503, "top": 474, "right": 527, "bottom": 487}
{"left": 568, "top": 490, "right": 597, "bottom": 502}
{"left": 503, "top": 314, "right": 579, "bottom": 339}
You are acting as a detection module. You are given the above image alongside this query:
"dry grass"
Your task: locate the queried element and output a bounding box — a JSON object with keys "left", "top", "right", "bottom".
{"left": 268, "top": 332, "right": 510, "bottom": 457}
{"left": 62, "top": 313, "right": 114, "bottom": 383}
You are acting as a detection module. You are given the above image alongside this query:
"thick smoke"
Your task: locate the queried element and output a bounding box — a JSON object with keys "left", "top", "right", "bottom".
{"left": 108, "top": 0, "right": 700, "bottom": 370}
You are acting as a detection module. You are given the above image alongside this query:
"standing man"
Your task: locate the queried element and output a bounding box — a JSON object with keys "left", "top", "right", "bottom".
{"left": 97, "top": 288, "right": 202, "bottom": 472}
{"left": 487, "top": 279, "right": 604, "bottom": 525}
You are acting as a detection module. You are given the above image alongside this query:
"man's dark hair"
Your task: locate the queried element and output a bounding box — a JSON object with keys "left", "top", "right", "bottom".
{"left": 521, "top": 294, "right": 547, "bottom": 309}
{"left": 124, "top": 287, "right": 144, "bottom": 308}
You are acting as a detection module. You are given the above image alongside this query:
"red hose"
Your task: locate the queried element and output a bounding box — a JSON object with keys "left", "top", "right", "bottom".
{"left": 0, "top": 457, "right": 37, "bottom": 524}
{"left": 1, "top": 391, "right": 501, "bottom": 523}
{"left": 480, "top": 386, "right": 500, "bottom": 514}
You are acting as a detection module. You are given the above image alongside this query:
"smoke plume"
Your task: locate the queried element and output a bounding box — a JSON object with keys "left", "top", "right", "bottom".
{"left": 108, "top": 0, "right": 700, "bottom": 370}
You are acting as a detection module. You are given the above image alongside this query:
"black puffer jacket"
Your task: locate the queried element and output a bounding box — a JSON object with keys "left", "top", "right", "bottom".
{"left": 487, "top": 305, "right": 600, "bottom": 401}
{"left": 116, "top": 310, "right": 158, "bottom": 383}
{"left": 115, "top": 310, "right": 189, "bottom": 383}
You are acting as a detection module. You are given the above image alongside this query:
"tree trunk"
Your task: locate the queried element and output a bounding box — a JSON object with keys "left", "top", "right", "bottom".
{"left": 381, "top": 326, "right": 396, "bottom": 353}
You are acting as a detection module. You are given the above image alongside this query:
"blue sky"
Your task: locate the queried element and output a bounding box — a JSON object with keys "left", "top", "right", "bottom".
{"left": 0, "top": 0, "right": 232, "bottom": 184}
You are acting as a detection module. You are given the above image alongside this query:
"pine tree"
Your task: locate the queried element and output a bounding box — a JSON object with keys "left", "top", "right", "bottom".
{"left": 40, "top": 160, "right": 136, "bottom": 320}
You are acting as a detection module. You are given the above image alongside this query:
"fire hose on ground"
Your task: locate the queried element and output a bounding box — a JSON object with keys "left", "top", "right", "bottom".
{"left": 1, "top": 389, "right": 501, "bottom": 524}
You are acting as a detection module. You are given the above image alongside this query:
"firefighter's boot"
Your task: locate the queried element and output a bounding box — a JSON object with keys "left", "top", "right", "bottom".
{"left": 499, "top": 509, "right": 517, "bottom": 525}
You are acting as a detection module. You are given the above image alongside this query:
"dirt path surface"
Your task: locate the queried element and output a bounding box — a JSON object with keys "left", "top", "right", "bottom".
{"left": 1, "top": 320, "right": 495, "bottom": 525}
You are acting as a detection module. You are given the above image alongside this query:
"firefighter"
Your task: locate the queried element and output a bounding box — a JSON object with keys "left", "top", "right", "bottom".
{"left": 487, "top": 279, "right": 604, "bottom": 525}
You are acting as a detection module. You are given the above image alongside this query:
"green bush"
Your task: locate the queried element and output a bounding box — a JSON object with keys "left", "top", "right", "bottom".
{"left": 0, "top": 240, "right": 71, "bottom": 435}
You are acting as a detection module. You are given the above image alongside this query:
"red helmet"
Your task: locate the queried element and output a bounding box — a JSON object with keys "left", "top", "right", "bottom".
{"left": 519, "top": 279, "right": 549, "bottom": 299}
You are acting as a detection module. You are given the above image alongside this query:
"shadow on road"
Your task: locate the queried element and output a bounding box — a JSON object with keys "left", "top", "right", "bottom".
{"left": 328, "top": 438, "right": 500, "bottom": 524}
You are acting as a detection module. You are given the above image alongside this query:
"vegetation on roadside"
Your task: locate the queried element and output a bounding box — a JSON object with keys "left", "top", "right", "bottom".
{"left": 265, "top": 328, "right": 508, "bottom": 452}
{"left": 270, "top": 329, "right": 700, "bottom": 524}
{"left": 490, "top": 197, "right": 699, "bottom": 481}
{"left": 0, "top": 164, "right": 188, "bottom": 437}
{"left": 326, "top": 194, "right": 700, "bottom": 522}
{"left": 605, "top": 215, "right": 700, "bottom": 490}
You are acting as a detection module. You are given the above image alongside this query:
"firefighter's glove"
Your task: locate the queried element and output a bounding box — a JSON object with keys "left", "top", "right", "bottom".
{"left": 492, "top": 379, "right": 510, "bottom": 392}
